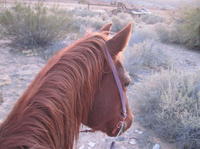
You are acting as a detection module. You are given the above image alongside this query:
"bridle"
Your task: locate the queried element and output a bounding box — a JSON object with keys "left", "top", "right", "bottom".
{"left": 81, "top": 45, "right": 128, "bottom": 149}
{"left": 103, "top": 46, "right": 127, "bottom": 149}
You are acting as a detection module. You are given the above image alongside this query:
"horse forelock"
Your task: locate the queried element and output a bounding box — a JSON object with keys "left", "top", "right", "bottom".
{"left": 0, "top": 32, "right": 108, "bottom": 149}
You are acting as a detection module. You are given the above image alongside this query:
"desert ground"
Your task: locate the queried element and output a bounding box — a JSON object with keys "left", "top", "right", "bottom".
{"left": 0, "top": 0, "right": 200, "bottom": 149}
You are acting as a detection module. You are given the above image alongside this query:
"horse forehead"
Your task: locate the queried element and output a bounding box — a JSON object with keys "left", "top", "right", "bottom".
{"left": 114, "top": 60, "right": 127, "bottom": 77}
{"left": 114, "top": 57, "right": 124, "bottom": 70}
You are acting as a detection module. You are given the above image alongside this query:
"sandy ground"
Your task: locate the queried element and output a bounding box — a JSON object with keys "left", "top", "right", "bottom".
{"left": 2, "top": 39, "right": 200, "bottom": 149}
{"left": 0, "top": 1, "right": 200, "bottom": 149}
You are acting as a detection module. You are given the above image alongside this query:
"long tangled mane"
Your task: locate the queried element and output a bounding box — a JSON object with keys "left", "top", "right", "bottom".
{"left": 0, "top": 32, "right": 109, "bottom": 149}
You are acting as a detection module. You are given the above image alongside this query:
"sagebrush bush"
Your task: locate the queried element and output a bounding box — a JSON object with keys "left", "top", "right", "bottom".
{"left": 0, "top": 92, "right": 3, "bottom": 105}
{"left": 68, "top": 8, "right": 109, "bottom": 35}
{"left": 141, "top": 14, "right": 164, "bottom": 25}
{"left": 130, "top": 26, "right": 158, "bottom": 45}
{"left": 0, "top": 25, "right": 6, "bottom": 39}
{"left": 123, "top": 40, "right": 171, "bottom": 75}
{"left": 156, "top": 7, "right": 200, "bottom": 49}
{"left": 176, "top": 7, "right": 200, "bottom": 49}
{"left": 70, "top": 7, "right": 101, "bottom": 18}
{"left": 70, "top": 9, "right": 134, "bottom": 34}
{"left": 155, "top": 23, "right": 172, "bottom": 43}
{"left": 111, "top": 13, "right": 133, "bottom": 32}
{"left": 0, "top": 3, "right": 76, "bottom": 48}
{"left": 130, "top": 69, "right": 200, "bottom": 148}
{"left": 72, "top": 15, "right": 107, "bottom": 34}
{"left": 155, "top": 23, "right": 182, "bottom": 44}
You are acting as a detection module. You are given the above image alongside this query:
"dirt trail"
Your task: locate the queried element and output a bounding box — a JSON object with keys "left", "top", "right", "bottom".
{"left": 0, "top": 1, "right": 200, "bottom": 149}
{"left": 1, "top": 39, "right": 200, "bottom": 149}
{"left": 0, "top": 40, "right": 45, "bottom": 120}
{"left": 1, "top": 40, "right": 196, "bottom": 149}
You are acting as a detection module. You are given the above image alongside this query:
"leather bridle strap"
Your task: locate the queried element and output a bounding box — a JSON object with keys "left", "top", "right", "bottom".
{"left": 104, "top": 47, "right": 127, "bottom": 118}
{"left": 104, "top": 47, "right": 127, "bottom": 149}
{"left": 81, "top": 46, "right": 127, "bottom": 149}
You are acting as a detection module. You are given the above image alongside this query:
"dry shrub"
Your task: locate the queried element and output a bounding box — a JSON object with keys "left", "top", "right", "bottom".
{"left": 71, "top": 9, "right": 134, "bottom": 34}
{"left": 156, "top": 7, "right": 200, "bottom": 49}
{"left": 123, "top": 40, "right": 171, "bottom": 76}
{"left": 0, "top": 3, "right": 76, "bottom": 48}
{"left": 141, "top": 14, "right": 164, "bottom": 25}
{"left": 155, "top": 23, "right": 175, "bottom": 43}
{"left": 111, "top": 13, "right": 133, "bottom": 32}
{"left": 129, "top": 26, "right": 158, "bottom": 45}
{"left": 130, "top": 69, "right": 200, "bottom": 148}
{"left": 176, "top": 7, "right": 200, "bottom": 49}
{"left": 0, "top": 92, "right": 3, "bottom": 105}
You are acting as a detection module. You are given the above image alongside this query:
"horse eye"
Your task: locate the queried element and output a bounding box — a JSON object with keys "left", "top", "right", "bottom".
{"left": 123, "top": 71, "right": 131, "bottom": 88}
{"left": 124, "top": 81, "right": 130, "bottom": 87}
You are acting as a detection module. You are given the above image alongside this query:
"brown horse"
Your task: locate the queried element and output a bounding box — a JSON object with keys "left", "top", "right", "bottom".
{"left": 0, "top": 23, "right": 133, "bottom": 149}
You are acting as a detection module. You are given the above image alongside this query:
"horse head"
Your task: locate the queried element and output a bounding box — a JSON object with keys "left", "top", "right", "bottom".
{"left": 83, "top": 23, "right": 133, "bottom": 136}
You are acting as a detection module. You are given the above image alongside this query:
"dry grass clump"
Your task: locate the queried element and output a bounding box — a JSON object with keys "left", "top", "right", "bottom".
{"left": 111, "top": 13, "right": 133, "bottom": 32}
{"left": 130, "top": 69, "right": 200, "bottom": 148}
{"left": 0, "top": 92, "right": 3, "bottom": 105}
{"left": 69, "top": 8, "right": 102, "bottom": 32}
{"left": 72, "top": 14, "right": 107, "bottom": 33}
{"left": 141, "top": 14, "right": 164, "bottom": 25}
{"left": 176, "top": 7, "right": 200, "bottom": 49}
{"left": 156, "top": 7, "right": 200, "bottom": 49}
{"left": 123, "top": 40, "right": 171, "bottom": 75}
{"left": 0, "top": 25, "right": 6, "bottom": 39}
{"left": 56, "top": 8, "right": 109, "bottom": 36}
{"left": 155, "top": 23, "right": 176, "bottom": 43}
{"left": 0, "top": 3, "right": 134, "bottom": 46}
{"left": 70, "top": 9, "right": 134, "bottom": 33}
{"left": 0, "top": 3, "right": 76, "bottom": 48}
{"left": 129, "top": 26, "right": 158, "bottom": 46}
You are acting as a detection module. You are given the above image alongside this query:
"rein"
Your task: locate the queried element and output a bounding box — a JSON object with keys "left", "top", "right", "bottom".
{"left": 104, "top": 46, "right": 127, "bottom": 149}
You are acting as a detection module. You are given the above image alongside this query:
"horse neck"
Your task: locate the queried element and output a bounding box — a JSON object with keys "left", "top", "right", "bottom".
{"left": 0, "top": 38, "right": 105, "bottom": 149}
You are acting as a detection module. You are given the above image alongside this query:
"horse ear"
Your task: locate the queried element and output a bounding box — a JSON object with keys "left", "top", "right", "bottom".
{"left": 100, "top": 23, "right": 112, "bottom": 35}
{"left": 106, "top": 23, "right": 132, "bottom": 56}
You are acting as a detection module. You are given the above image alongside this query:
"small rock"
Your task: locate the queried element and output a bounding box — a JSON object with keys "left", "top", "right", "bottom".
{"left": 79, "top": 145, "right": 85, "bottom": 149}
{"left": 116, "top": 136, "right": 126, "bottom": 141}
{"left": 152, "top": 144, "right": 160, "bottom": 149}
{"left": 22, "top": 50, "right": 32, "bottom": 54}
{"left": 0, "top": 75, "right": 11, "bottom": 86}
{"left": 135, "top": 129, "right": 143, "bottom": 134}
{"left": 129, "top": 138, "right": 137, "bottom": 145}
{"left": 0, "top": 92, "right": 3, "bottom": 104}
{"left": 88, "top": 141, "right": 95, "bottom": 147}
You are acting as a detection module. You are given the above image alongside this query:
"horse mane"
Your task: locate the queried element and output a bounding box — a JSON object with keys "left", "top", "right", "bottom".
{"left": 0, "top": 32, "right": 109, "bottom": 149}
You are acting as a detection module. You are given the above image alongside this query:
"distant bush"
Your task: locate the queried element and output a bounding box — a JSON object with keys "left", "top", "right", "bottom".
{"left": 111, "top": 13, "right": 133, "bottom": 32}
{"left": 124, "top": 40, "right": 171, "bottom": 76}
{"left": 130, "top": 69, "right": 200, "bottom": 148}
{"left": 0, "top": 92, "right": 3, "bottom": 105}
{"left": 68, "top": 8, "right": 109, "bottom": 34}
{"left": 71, "top": 10, "right": 134, "bottom": 34}
{"left": 72, "top": 15, "right": 107, "bottom": 33}
{"left": 156, "top": 7, "right": 200, "bottom": 49}
{"left": 155, "top": 23, "right": 172, "bottom": 43}
{"left": 0, "top": 3, "right": 76, "bottom": 48}
{"left": 0, "top": 25, "right": 6, "bottom": 39}
{"left": 141, "top": 14, "right": 164, "bottom": 25}
{"left": 78, "top": 0, "right": 89, "bottom": 4}
{"left": 155, "top": 23, "right": 182, "bottom": 44}
{"left": 176, "top": 7, "right": 200, "bottom": 49}
{"left": 70, "top": 7, "right": 101, "bottom": 18}
{"left": 129, "top": 26, "right": 157, "bottom": 45}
